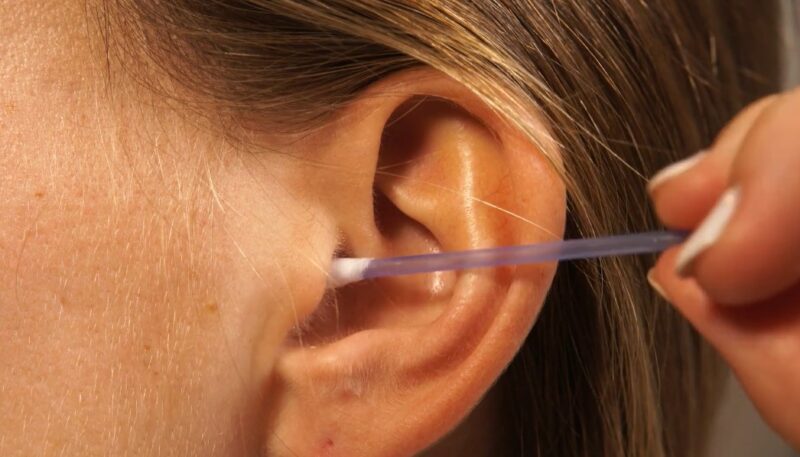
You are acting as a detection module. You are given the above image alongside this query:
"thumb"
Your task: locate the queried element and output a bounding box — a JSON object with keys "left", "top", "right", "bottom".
{"left": 649, "top": 248, "right": 800, "bottom": 451}
{"left": 649, "top": 92, "right": 800, "bottom": 305}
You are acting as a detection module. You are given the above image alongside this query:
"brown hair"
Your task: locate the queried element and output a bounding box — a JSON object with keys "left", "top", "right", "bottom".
{"left": 98, "top": 1, "right": 784, "bottom": 455}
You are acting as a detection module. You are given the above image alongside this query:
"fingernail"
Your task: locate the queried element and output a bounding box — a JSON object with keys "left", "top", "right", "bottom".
{"left": 675, "top": 186, "right": 741, "bottom": 276}
{"left": 647, "top": 269, "right": 669, "bottom": 301}
{"left": 647, "top": 151, "right": 706, "bottom": 193}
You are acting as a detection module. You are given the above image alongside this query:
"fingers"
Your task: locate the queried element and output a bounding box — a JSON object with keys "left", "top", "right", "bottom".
{"left": 710, "top": 91, "right": 800, "bottom": 304}
{"left": 650, "top": 248, "right": 800, "bottom": 353}
{"left": 649, "top": 95, "right": 777, "bottom": 230}
{"left": 650, "top": 93, "right": 800, "bottom": 305}
{"left": 648, "top": 90, "right": 800, "bottom": 450}
{"left": 649, "top": 251, "right": 800, "bottom": 450}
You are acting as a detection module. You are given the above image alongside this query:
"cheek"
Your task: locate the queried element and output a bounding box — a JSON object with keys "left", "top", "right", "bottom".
{"left": 0, "top": 10, "right": 316, "bottom": 450}
{"left": 0, "top": 142, "right": 271, "bottom": 454}
{"left": 0, "top": 87, "right": 335, "bottom": 454}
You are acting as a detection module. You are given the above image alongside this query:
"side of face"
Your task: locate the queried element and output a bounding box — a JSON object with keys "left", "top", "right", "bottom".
{"left": 0, "top": 2, "right": 565, "bottom": 456}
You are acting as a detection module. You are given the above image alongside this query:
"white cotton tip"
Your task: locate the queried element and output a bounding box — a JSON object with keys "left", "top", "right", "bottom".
{"left": 327, "top": 257, "right": 373, "bottom": 289}
{"left": 647, "top": 151, "right": 706, "bottom": 193}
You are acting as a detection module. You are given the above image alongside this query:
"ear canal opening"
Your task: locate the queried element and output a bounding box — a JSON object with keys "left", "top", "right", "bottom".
{"left": 291, "top": 95, "right": 480, "bottom": 347}
{"left": 287, "top": 191, "right": 436, "bottom": 347}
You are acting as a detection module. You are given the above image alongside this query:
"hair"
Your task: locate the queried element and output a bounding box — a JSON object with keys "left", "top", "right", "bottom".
{"left": 97, "top": 1, "right": 784, "bottom": 455}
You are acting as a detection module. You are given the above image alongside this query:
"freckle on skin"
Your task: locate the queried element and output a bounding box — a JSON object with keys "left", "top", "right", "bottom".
{"left": 34, "top": 191, "right": 44, "bottom": 198}
{"left": 320, "top": 438, "right": 334, "bottom": 455}
{"left": 205, "top": 302, "right": 219, "bottom": 313}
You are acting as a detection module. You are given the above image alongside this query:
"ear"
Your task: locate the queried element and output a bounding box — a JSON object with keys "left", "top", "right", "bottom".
{"left": 268, "top": 68, "right": 566, "bottom": 456}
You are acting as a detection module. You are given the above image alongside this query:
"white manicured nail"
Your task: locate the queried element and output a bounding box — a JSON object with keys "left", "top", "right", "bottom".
{"left": 647, "top": 269, "right": 669, "bottom": 301}
{"left": 647, "top": 151, "right": 706, "bottom": 193}
{"left": 676, "top": 186, "right": 741, "bottom": 275}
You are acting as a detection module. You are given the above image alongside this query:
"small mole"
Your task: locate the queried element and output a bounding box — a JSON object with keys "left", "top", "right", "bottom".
{"left": 205, "top": 302, "right": 219, "bottom": 313}
{"left": 34, "top": 191, "right": 45, "bottom": 198}
{"left": 143, "top": 344, "right": 151, "bottom": 352}
{"left": 317, "top": 434, "right": 337, "bottom": 456}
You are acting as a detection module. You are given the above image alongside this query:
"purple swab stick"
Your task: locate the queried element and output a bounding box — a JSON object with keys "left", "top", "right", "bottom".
{"left": 327, "top": 231, "right": 686, "bottom": 288}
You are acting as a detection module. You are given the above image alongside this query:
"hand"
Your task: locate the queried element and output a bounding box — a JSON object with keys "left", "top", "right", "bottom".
{"left": 648, "top": 89, "right": 800, "bottom": 450}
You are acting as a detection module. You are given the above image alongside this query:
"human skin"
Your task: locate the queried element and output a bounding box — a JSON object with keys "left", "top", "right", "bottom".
{"left": 0, "top": 3, "right": 336, "bottom": 455}
{"left": 7, "top": 1, "right": 799, "bottom": 455}
{"left": 649, "top": 90, "right": 800, "bottom": 451}
{"left": 0, "top": 2, "right": 567, "bottom": 456}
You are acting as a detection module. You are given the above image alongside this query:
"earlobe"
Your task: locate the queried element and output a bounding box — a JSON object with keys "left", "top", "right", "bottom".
{"left": 266, "top": 69, "right": 565, "bottom": 457}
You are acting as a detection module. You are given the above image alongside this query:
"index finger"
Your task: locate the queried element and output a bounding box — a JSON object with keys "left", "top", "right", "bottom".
{"left": 676, "top": 90, "right": 800, "bottom": 305}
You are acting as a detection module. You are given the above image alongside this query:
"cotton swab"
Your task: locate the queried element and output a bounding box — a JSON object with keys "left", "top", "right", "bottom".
{"left": 327, "top": 230, "right": 686, "bottom": 288}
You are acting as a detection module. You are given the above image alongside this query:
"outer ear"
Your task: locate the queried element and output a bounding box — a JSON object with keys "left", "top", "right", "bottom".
{"left": 268, "top": 69, "right": 566, "bottom": 456}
